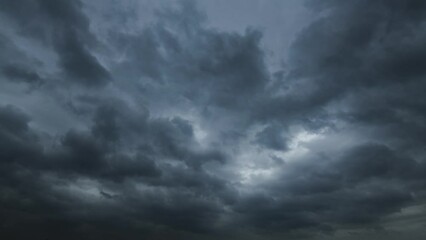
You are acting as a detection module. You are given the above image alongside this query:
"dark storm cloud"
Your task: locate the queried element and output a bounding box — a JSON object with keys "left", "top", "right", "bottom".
{"left": 250, "top": 0, "right": 426, "bottom": 134}
{"left": 229, "top": 0, "right": 426, "bottom": 236}
{"left": 285, "top": 0, "right": 426, "bottom": 114}
{"left": 21, "top": 98, "right": 226, "bottom": 180}
{"left": 1, "top": 64, "right": 43, "bottom": 85}
{"left": 235, "top": 143, "right": 426, "bottom": 234}
{"left": 111, "top": 2, "right": 268, "bottom": 110}
{"left": 255, "top": 123, "right": 289, "bottom": 151}
{"left": 0, "top": 105, "right": 42, "bottom": 167}
{"left": 1, "top": 1, "right": 268, "bottom": 237}
{"left": 0, "top": 34, "right": 43, "bottom": 85}
{"left": 1, "top": 0, "right": 426, "bottom": 239}
{"left": 0, "top": 0, "right": 110, "bottom": 86}
{"left": 288, "top": 0, "right": 426, "bottom": 157}
{"left": 54, "top": 31, "right": 110, "bottom": 86}
{"left": 0, "top": 102, "right": 230, "bottom": 239}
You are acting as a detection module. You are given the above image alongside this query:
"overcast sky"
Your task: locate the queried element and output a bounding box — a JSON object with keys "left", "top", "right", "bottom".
{"left": 1, "top": 0, "right": 426, "bottom": 239}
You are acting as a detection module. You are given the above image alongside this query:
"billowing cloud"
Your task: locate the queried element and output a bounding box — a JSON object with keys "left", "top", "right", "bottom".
{"left": 1, "top": 0, "right": 426, "bottom": 239}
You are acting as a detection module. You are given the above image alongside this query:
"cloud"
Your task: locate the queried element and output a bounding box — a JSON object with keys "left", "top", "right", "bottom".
{"left": 1, "top": 0, "right": 426, "bottom": 239}
{"left": 0, "top": 0, "right": 110, "bottom": 87}
{"left": 1, "top": 64, "right": 43, "bottom": 86}
{"left": 255, "top": 123, "right": 289, "bottom": 151}
{"left": 237, "top": 143, "right": 423, "bottom": 232}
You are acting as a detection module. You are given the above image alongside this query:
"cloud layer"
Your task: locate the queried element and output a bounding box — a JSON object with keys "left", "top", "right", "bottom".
{"left": 1, "top": 0, "right": 426, "bottom": 239}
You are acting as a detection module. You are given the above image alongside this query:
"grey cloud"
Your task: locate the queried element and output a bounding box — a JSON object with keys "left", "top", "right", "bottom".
{"left": 0, "top": 0, "right": 110, "bottom": 87}
{"left": 1, "top": 0, "right": 426, "bottom": 239}
{"left": 0, "top": 105, "right": 42, "bottom": 165}
{"left": 255, "top": 123, "right": 289, "bottom": 151}
{"left": 111, "top": 2, "right": 268, "bottom": 111}
{"left": 233, "top": 143, "right": 423, "bottom": 236}
{"left": 0, "top": 101, "right": 230, "bottom": 239}
{"left": 230, "top": 0, "right": 426, "bottom": 235}
{"left": 54, "top": 31, "right": 110, "bottom": 86}
{"left": 1, "top": 64, "right": 43, "bottom": 85}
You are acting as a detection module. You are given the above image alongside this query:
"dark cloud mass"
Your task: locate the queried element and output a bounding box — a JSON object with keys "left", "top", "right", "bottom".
{"left": 1, "top": 0, "right": 426, "bottom": 239}
{"left": 0, "top": 0, "right": 110, "bottom": 86}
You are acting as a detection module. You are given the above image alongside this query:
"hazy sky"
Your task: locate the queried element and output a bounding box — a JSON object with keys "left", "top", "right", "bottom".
{"left": 1, "top": 0, "right": 426, "bottom": 239}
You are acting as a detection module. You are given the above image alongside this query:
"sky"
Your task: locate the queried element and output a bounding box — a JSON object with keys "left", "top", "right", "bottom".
{"left": 1, "top": 0, "right": 426, "bottom": 239}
